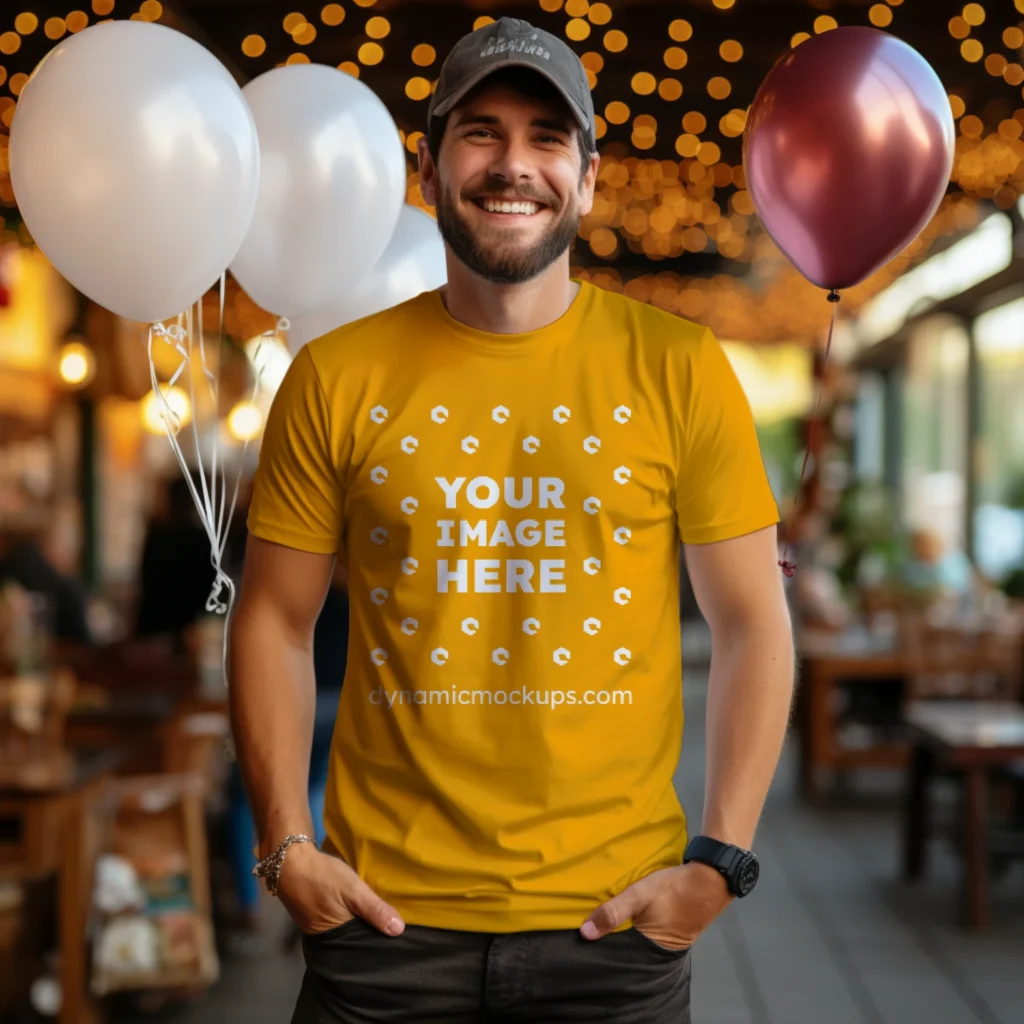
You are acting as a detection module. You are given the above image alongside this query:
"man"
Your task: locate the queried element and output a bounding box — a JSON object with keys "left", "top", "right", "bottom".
{"left": 231, "top": 16, "right": 794, "bottom": 1023}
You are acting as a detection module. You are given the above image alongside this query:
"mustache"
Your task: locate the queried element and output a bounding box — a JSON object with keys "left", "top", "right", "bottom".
{"left": 463, "top": 182, "right": 561, "bottom": 209}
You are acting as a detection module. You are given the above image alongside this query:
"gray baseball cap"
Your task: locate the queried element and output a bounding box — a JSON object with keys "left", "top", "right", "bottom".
{"left": 428, "top": 17, "right": 597, "bottom": 152}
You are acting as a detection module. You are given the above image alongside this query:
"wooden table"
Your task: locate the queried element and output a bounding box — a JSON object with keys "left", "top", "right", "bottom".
{"left": 0, "top": 745, "right": 133, "bottom": 1024}
{"left": 902, "top": 700, "right": 1024, "bottom": 930}
{"left": 798, "top": 629, "right": 912, "bottom": 799}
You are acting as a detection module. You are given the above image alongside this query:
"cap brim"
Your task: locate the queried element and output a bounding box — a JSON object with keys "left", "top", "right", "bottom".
{"left": 430, "top": 59, "right": 593, "bottom": 145}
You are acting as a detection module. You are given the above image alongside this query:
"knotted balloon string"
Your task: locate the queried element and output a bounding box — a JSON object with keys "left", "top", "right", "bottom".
{"left": 777, "top": 289, "right": 841, "bottom": 578}
{"left": 146, "top": 300, "right": 290, "bottom": 687}
{"left": 206, "top": 567, "right": 234, "bottom": 615}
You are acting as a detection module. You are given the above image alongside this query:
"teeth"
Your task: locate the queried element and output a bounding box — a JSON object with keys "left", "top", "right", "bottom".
{"left": 482, "top": 199, "right": 539, "bottom": 215}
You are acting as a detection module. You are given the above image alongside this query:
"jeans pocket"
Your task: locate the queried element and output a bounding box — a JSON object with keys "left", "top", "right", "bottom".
{"left": 627, "top": 926, "right": 692, "bottom": 958}
{"left": 302, "top": 915, "right": 364, "bottom": 942}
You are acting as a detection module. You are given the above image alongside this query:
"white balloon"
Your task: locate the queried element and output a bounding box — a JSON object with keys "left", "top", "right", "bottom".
{"left": 230, "top": 65, "right": 406, "bottom": 318}
{"left": 10, "top": 21, "right": 259, "bottom": 324}
{"left": 288, "top": 206, "right": 447, "bottom": 349}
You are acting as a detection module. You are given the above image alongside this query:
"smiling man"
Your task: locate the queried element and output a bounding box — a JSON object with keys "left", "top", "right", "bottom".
{"left": 231, "top": 16, "right": 795, "bottom": 1023}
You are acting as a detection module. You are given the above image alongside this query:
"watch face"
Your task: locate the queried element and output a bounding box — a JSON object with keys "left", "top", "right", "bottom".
{"left": 736, "top": 854, "right": 759, "bottom": 897}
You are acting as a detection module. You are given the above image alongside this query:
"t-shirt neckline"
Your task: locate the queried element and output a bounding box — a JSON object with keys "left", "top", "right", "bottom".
{"left": 426, "top": 278, "right": 594, "bottom": 356}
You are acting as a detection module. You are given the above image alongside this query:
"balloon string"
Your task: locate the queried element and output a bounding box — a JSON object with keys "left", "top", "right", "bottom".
{"left": 147, "top": 310, "right": 288, "bottom": 688}
{"left": 777, "top": 289, "right": 841, "bottom": 578}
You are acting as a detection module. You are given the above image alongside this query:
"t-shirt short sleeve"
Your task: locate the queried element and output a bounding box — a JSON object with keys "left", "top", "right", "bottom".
{"left": 247, "top": 344, "right": 343, "bottom": 555}
{"left": 674, "top": 328, "right": 780, "bottom": 545}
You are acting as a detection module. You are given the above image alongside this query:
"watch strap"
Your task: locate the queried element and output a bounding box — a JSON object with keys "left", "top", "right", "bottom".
{"left": 683, "top": 835, "right": 749, "bottom": 893}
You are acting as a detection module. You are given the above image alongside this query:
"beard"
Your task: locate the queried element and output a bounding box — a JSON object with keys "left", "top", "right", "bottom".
{"left": 434, "top": 176, "right": 581, "bottom": 285}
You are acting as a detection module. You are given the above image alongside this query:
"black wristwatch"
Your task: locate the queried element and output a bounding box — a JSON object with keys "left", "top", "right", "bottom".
{"left": 683, "top": 835, "right": 759, "bottom": 898}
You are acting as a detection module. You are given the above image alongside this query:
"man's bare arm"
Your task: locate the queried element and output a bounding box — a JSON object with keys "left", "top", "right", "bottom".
{"left": 580, "top": 524, "right": 794, "bottom": 946}
{"left": 229, "top": 536, "right": 333, "bottom": 856}
{"left": 229, "top": 535, "right": 407, "bottom": 936}
{"left": 684, "top": 524, "right": 795, "bottom": 849}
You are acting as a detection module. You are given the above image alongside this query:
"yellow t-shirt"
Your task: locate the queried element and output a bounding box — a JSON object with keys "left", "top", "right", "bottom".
{"left": 248, "top": 280, "right": 779, "bottom": 932}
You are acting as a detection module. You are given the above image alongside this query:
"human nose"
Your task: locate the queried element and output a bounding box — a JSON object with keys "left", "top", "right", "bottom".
{"left": 487, "top": 136, "right": 535, "bottom": 185}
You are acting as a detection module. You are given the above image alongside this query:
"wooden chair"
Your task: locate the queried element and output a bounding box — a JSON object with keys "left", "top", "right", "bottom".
{"left": 902, "top": 612, "right": 1023, "bottom": 702}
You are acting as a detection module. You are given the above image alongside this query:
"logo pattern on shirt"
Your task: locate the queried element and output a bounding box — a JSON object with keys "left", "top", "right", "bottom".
{"left": 365, "top": 403, "right": 634, "bottom": 672}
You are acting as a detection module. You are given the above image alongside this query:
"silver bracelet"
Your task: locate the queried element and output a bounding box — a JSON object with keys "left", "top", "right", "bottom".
{"left": 252, "top": 834, "right": 315, "bottom": 896}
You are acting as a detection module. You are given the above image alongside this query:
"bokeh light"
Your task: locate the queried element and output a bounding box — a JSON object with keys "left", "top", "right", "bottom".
{"left": 322, "top": 4, "right": 345, "bottom": 27}
{"left": 359, "top": 42, "right": 384, "bottom": 65}
{"left": 242, "top": 35, "right": 266, "bottom": 58}
{"left": 412, "top": 43, "right": 436, "bottom": 66}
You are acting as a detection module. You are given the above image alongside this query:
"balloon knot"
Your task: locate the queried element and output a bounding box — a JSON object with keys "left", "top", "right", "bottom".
{"left": 206, "top": 569, "right": 234, "bottom": 615}
{"left": 778, "top": 559, "right": 796, "bottom": 578}
{"left": 827, "top": 290, "right": 841, "bottom": 304}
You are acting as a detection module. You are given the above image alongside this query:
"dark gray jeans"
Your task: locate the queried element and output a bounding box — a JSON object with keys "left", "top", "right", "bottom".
{"left": 292, "top": 916, "right": 691, "bottom": 1023}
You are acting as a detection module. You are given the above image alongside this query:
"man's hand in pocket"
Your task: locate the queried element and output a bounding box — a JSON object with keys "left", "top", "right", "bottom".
{"left": 275, "top": 843, "right": 406, "bottom": 937}
{"left": 580, "top": 863, "right": 732, "bottom": 950}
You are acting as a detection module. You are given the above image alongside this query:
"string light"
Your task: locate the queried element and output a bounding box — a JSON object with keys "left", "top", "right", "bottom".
{"left": 0, "top": 33, "right": 20, "bottom": 55}
{"left": 322, "top": 4, "right": 345, "bottom": 26}
{"left": 283, "top": 13, "right": 305, "bottom": 33}
{"left": 352, "top": 0, "right": 377, "bottom": 6}
{"left": 588, "top": 4, "right": 611, "bottom": 26}
{"left": 669, "top": 20, "right": 692, "bottom": 42}
{"left": 293, "top": 23, "right": 317, "bottom": 44}
{"left": 961, "top": 39, "right": 983, "bottom": 62}
{"left": 603, "top": 30, "right": 627, "bottom": 52}
{"left": 682, "top": 111, "right": 706, "bottom": 134}
{"left": 412, "top": 43, "right": 436, "bottom": 66}
{"left": 406, "top": 77, "right": 431, "bottom": 100}
{"left": 962, "top": 4, "right": 985, "bottom": 27}
{"left": 985, "top": 53, "right": 1007, "bottom": 77}
{"left": 567, "top": 19, "right": 590, "bottom": 42}
{"left": 869, "top": 5, "right": 893, "bottom": 28}
{"left": 358, "top": 42, "right": 384, "bottom": 65}
{"left": 720, "top": 40, "right": 743, "bottom": 62}
{"left": 676, "top": 134, "right": 700, "bottom": 158}
{"left": 242, "top": 35, "right": 266, "bottom": 58}
{"left": 565, "top": 0, "right": 589, "bottom": 16}
{"left": 227, "top": 401, "right": 263, "bottom": 442}
{"left": 631, "top": 72, "right": 656, "bottom": 95}
{"left": 605, "top": 100, "right": 630, "bottom": 125}
{"left": 141, "top": 387, "right": 192, "bottom": 435}
{"left": 9, "top": 72, "right": 27, "bottom": 96}
{"left": 659, "top": 78, "right": 682, "bottom": 101}
{"left": 67, "top": 11, "right": 89, "bottom": 33}
{"left": 814, "top": 16, "right": 838, "bottom": 33}
{"left": 791, "top": 32, "right": 810, "bottom": 47}
{"left": 539, "top": 0, "right": 563, "bottom": 12}
{"left": 44, "top": 17, "right": 65, "bottom": 39}
{"left": 949, "top": 17, "right": 970, "bottom": 39}
{"left": 338, "top": 61, "right": 359, "bottom": 77}
{"left": 708, "top": 77, "right": 732, "bottom": 100}
{"left": 1004, "top": 27, "right": 1023, "bottom": 50}
{"left": 286, "top": 52, "right": 311, "bottom": 64}
{"left": 92, "top": 0, "right": 115, "bottom": 14}
{"left": 139, "top": 0, "right": 162, "bottom": 20}
{"left": 366, "top": 17, "right": 390, "bottom": 39}
{"left": 59, "top": 341, "right": 95, "bottom": 388}
{"left": 473, "top": 17, "right": 494, "bottom": 30}
{"left": 664, "top": 47, "right": 687, "bottom": 70}
{"left": 14, "top": 13, "right": 38, "bottom": 35}
{"left": 712, "top": 0, "right": 736, "bottom": 9}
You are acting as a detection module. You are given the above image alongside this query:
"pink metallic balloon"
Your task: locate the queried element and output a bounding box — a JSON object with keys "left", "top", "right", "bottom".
{"left": 743, "top": 27, "right": 955, "bottom": 291}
